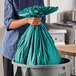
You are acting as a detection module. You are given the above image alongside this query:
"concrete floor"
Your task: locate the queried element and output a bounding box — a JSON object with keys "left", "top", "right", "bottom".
{"left": 0, "top": 27, "right": 5, "bottom": 76}
{"left": 0, "top": 54, "right": 4, "bottom": 76}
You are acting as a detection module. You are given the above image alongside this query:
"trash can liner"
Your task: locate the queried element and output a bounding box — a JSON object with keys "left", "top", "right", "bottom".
{"left": 15, "top": 5, "right": 62, "bottom": 65}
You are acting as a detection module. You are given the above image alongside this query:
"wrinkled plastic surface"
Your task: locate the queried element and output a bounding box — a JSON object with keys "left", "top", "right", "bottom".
{"left": 15, "top": 6, "right": 62, "bottom": 65}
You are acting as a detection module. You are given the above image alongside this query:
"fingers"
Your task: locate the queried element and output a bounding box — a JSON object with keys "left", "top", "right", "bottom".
{"left": 32, "top": 22, "right": 41, "bottom": 25}
{"left": 28, "top": 17, "right": 42, "bottom": 25}
{"left": 32, "top": 17, "right": 42, "bottom": 25}
{"left": 33, "top": 17, "right": 41, "bottom": 22}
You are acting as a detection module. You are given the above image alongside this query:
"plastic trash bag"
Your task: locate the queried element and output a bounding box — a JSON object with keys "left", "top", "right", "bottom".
{"left": 15, "top": 6, "right": 62, "bottom": 65}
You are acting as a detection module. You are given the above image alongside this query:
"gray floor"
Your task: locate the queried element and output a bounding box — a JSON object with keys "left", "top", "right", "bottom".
{"left": 0, "top": 54, "right": 4, "bottom": 76}
{"left": 0, "top": 27, "right": 5, "bottom": 76}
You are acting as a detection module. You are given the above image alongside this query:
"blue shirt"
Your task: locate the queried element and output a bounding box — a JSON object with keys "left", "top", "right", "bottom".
{"left": 0, "top": 0, "right": 46, "bottom": 60}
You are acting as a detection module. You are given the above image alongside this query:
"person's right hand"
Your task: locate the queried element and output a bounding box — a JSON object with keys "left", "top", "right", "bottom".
{"left": 27, "top": 17, "right": 42, "bottom": 25}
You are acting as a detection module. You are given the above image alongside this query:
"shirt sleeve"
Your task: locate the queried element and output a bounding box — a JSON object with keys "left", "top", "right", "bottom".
{"left": 4, "top": 0, "right": 15, "bottom": 31}
{"left": 39, "top": 0, "right": 45, "bottom": 6}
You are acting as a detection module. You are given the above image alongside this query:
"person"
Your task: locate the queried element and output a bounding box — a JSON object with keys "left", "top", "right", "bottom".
{"left": 0, "top": 0, "right": 46, "bottom": 76}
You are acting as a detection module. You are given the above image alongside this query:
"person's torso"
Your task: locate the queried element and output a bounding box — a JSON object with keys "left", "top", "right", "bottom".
{"left": 0, "top": 0, "right": 46, "bottom": 60}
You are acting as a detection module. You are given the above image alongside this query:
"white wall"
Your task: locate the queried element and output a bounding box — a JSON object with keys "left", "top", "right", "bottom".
{"left": 0, "top": 1, "right": 4, "bottom": 76}
{"left": 44, "top": 0, "right": 76, "bottom": 23}
{"left": 0, "top": 0, "right": 4, "bottom": 28}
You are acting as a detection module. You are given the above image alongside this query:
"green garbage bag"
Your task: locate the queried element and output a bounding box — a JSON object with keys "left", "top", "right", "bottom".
{"left": 15, "top": 6, "right": 62, "bottom": 65}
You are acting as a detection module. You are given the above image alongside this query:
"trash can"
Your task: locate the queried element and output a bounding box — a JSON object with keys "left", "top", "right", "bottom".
{"left": 12, "top": 58, "right": 72, "bottom": 76}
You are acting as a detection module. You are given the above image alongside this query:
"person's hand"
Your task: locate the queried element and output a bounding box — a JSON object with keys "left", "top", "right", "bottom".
{"left": 27, "top": 17, "right": 42, "bottom": 25}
